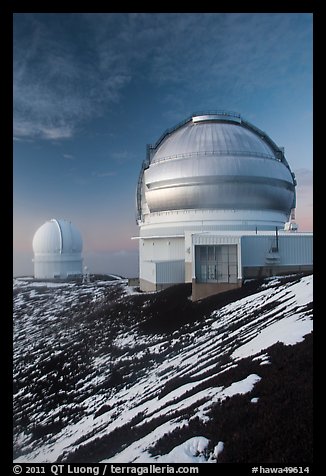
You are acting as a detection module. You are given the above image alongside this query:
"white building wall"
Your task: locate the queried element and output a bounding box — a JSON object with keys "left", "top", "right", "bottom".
{"left": 241, "top": 234, "right": 313, "bottom": 266}
{"left": 140, "top": 237, "right": 184, "bottom": 261}
{"left": 139, "top": 259, "right": 156, "bottom": 285}
{"left": 139, "top": 237, "right": 185, "bottom": 286}
{"left": 33, "top": 254, "right": 83, "bottom": 279}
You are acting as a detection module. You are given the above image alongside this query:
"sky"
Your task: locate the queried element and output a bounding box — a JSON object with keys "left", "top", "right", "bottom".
{"left": 13, "top": 12, "right": 313, "bottom": 278}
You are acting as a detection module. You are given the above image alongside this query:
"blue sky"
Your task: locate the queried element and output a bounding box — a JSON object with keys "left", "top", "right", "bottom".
{"left": 13, "top": 12, "right": 313, "bottom": 277}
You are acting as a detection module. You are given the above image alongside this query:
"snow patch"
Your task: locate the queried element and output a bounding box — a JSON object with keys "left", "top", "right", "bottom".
{"left": 155, "top": 436, "right": 210, "bottom": 463}
{"left": 213, "top": 441, "right": 224, "bottom": 460}
{"left": 232, "top": 314, "right": 313, "bottom": 360}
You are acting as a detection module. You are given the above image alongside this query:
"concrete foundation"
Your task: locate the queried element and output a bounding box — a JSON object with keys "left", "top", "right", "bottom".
{"left": 139, "top": 278, "right": 181, "bottom": 292}
{"left": 243, "top": 264, "right": 313, "bottom": 279}
{"left": 192, "top": 279, "right": 242, "bottom": 301}
{"left": 191, "top": 264, "right": 313, "bottom": 301}
{"left": 139, "top": 278, "right": 156, "bottom": 292}
{"left": 185, "top": 261, "right": 192, "bottom": 283}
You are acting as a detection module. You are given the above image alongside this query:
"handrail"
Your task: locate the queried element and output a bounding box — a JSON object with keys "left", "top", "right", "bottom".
{"left": 136, "top": 157, "right": 150, "bottom": 222}
{"left": 150, "top": 149, "right": 277, "bottom": 164}
{"left": 150, "top": 110, "right": 242, "bottom": 151}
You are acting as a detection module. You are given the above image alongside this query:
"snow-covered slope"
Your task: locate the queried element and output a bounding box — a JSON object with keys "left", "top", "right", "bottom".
{"left": 13, "top": 274, "right": 313, "bottom": 463}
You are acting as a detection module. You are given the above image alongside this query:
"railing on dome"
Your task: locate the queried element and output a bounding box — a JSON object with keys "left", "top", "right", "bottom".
{"left": 240, "top": 119, "right": 288, "bottom": 167}
{"left": 240, "top": 118, "right": 297, "bottom": 190}
{"left": 149, "top": 110, "right": 241, "bottom": 153}
{"left": 136, "top": 150, "right": 150, "bottom": 222}
{"left": 150, "top": 149, "right": 276, "bottom": 165}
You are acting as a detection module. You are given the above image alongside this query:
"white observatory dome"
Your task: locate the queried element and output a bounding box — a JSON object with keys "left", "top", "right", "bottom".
{"left": 32, "top": 219, "right": 83, "bottom": 279}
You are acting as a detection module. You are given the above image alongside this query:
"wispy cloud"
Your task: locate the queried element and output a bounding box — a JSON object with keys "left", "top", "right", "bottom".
{"left": 143, "top": 13, "right": 312, "bottom": 97}
{"left": 14, "top": 117, "right": 74, "bottom": 140}
{"left": 13, "top": 14, "right": 132, "bottom": 141}
{"left": 13, "top": 13, "right": 312, "bottom": 141}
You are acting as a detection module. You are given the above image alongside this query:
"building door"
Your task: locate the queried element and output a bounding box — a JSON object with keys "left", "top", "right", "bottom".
{"left": 195, "top": 245, "right": 238, "bottom": 283}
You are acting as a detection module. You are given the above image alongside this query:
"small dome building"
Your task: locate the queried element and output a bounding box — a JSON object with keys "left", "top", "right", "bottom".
{"left": 32, "top": 218, "right": 83, "bottom": 279}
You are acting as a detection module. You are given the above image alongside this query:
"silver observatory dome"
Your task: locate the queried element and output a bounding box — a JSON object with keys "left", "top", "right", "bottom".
{"left": 137, "top": 112, "right": 296, "bottom": 221}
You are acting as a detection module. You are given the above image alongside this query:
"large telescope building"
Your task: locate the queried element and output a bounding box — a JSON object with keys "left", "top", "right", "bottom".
{"left": 135, "top": 111, "right": 313, "bottom": 299}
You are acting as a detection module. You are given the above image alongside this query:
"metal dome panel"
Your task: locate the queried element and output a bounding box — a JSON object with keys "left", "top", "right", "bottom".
{"left": 144, "top": 154, "right": 295, "bottom": 213}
